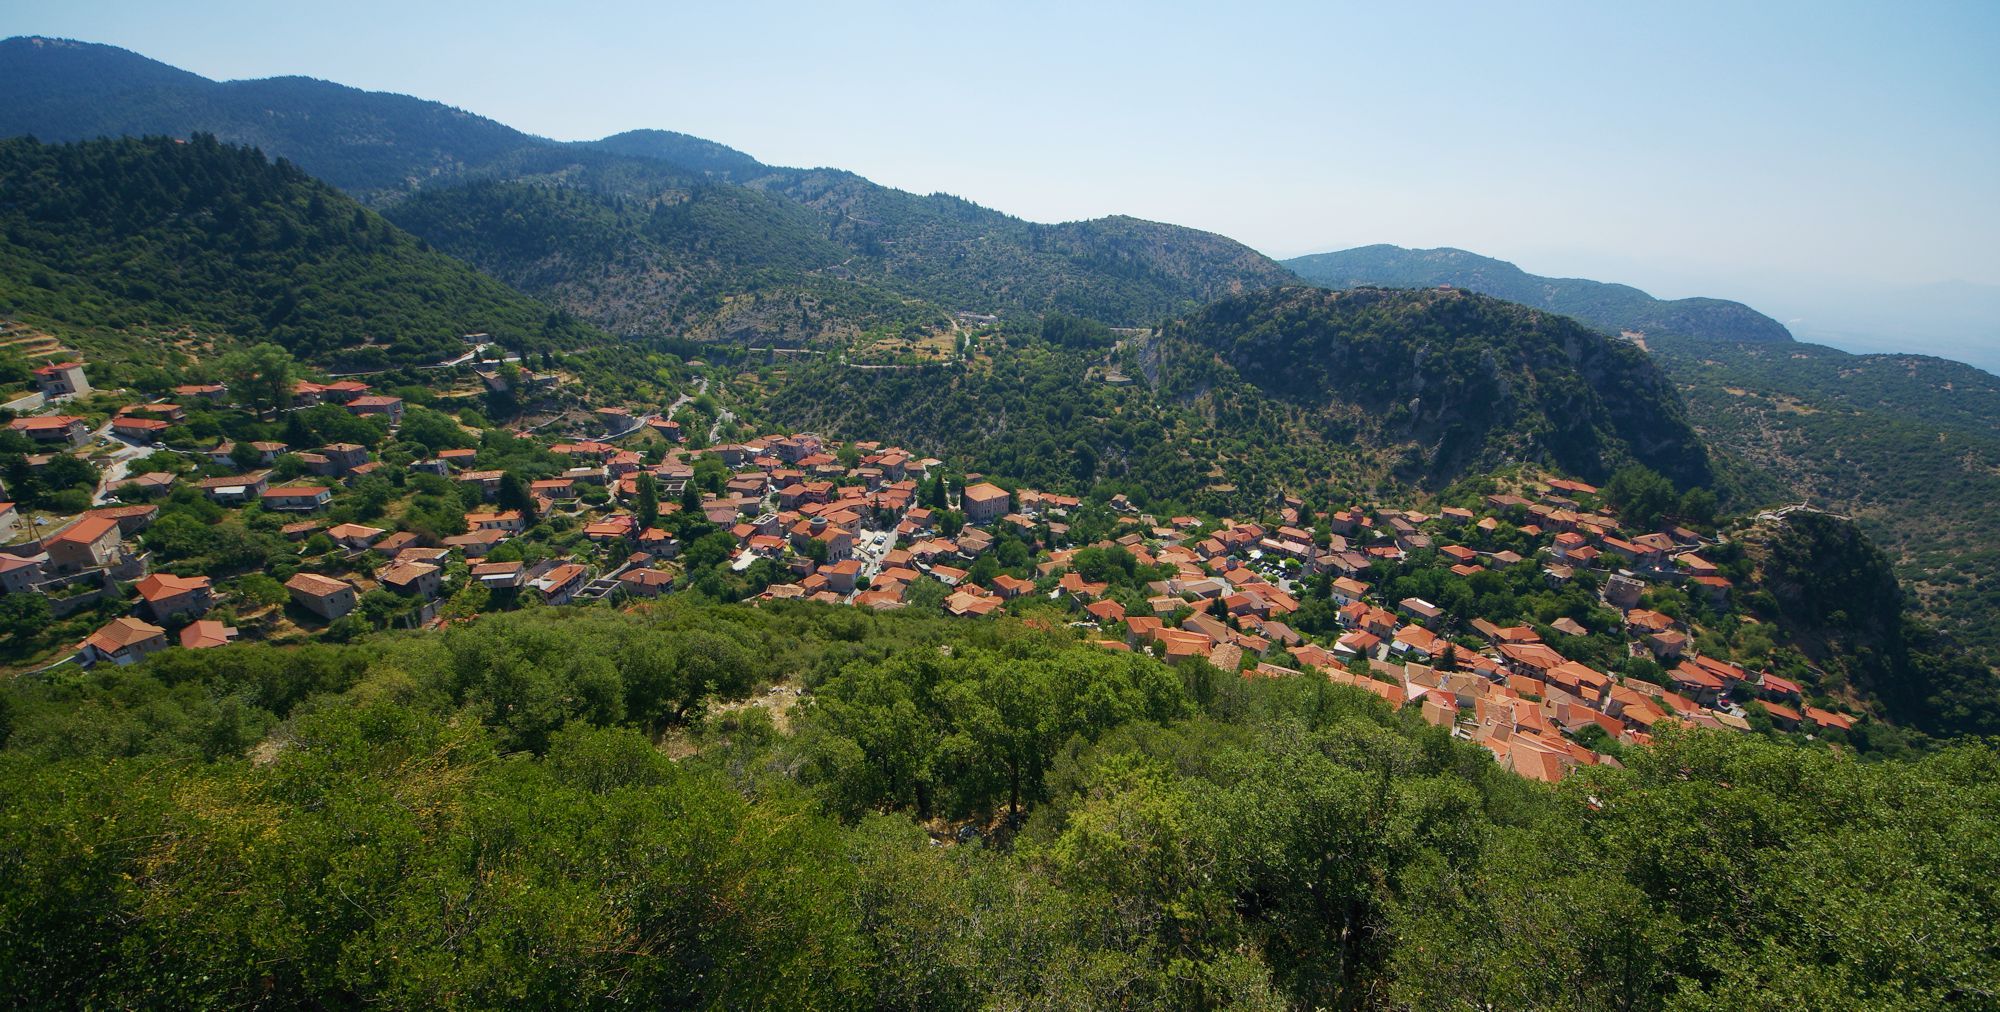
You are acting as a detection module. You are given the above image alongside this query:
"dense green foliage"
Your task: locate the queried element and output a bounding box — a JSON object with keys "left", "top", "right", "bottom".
{"left": 1286, "top": 244, "right": 1795, "bottom": 343}
{"left": 380, "top": 177, "right": 945, "bottom": 346}
{"left": 0, "top": 135, "right": 611, "bottom": 368}
{"left": 747, "top": 164, "right": 1295, "bottom": 324}
{"left": 384, "top": 173, "right": 1296, "bottom": 345}
{"left": 3, "top": 601, "right": 1995, "bottom": 1008}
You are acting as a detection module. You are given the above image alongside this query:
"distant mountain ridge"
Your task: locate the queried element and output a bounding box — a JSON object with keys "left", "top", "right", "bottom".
{"left": 0, "top": 36, "right": 1294, "bottom": 337}
{"left": 0, "top": 36, "right": 541, "bottom": 201}
{"left": 1285, "top": 244, "right": 1795, "bottom": 344}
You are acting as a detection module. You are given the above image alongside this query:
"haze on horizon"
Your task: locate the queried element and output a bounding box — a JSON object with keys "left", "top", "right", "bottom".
{"left": 6, "top": 0, "right": 1997, "bottom": 368}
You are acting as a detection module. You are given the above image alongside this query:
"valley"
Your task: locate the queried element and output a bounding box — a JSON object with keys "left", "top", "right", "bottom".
{"left": 0, "top": 27, "right": 1996, "bottom": 1011}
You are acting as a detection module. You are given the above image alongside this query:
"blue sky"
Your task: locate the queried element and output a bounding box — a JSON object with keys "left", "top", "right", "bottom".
{"left": 6, "top": 0, "right": 1998, "bottom": 363}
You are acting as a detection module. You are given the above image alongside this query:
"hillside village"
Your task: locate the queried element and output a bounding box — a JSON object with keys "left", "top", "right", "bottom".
{"left": 2, "top": 353, "right": 1862, "bottom": 783}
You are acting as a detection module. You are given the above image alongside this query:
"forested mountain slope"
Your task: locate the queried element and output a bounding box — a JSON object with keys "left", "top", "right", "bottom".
{"left": 759, "top": 332, "right": 1348, "bottom": 513}
{"left": 0, "top": 36, "right": 538, "bottom": 201}
{"left": 1150, "top": 286, "right": 1714, "bottom": 489}
{"left": 1, "top": 36, "right": 1295, "bottom": 338}
{"left": 375, "top": 178, "right": 942, "bottom": 347}
{"left": 1288, "top": 244, "right": 1794, "bottom": 344}
{"left": 0, "top": 135, "right": 607, "bottom": 369}
{"left": 1649, "top": 333, "right": 2000, "bottom": 655}
{"left": 762, "top": 287, "right": 1714, "bottom": 510}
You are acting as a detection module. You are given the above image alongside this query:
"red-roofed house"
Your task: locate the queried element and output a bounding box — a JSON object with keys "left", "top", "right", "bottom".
{"left": 45, "top": 515, "right": 123, "bottom": 573}
{"left": 342, "top": 395, "right": 403, "bottom": 424}
{"left": 133, "top": 572, "right": 213, "bottom": 621}
{"left": 533, "top": 563, "right": 588, "bottom": 605}
{"left": 179, "top": 619, "right": 239, "bottom": 650}
{"left": 617, "top": 567, "right": 677, "bottom": 597}
{"left": 378, "top": 560, "right": 442, "bottom": 598}
{"left": 78, "top": 616, "right": 167, "bottom": 666}
{"left": 1084, "top": 599, "right": 1127, "bottom": 624}
{"left": 111, "top": 415, "right": 171, "bottom": 441}
{"left": 32, "top": 360, "right": 90, "bottom": 398}
{"left": 960, "top": 482, "right": 1011, "bottom": 525}
{"left": 262, "top": 486, "right": 332, "bottom": 512}
{"left": 822, "top": 559, "right": 863, "bottom": 594}
{"left": 286, "top": 572, "right": 357, "bottom": 620}
{"left": 8, "top": 414, "right": 89, "bottom": 446}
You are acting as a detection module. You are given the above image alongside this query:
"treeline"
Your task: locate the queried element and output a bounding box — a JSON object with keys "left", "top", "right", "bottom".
{"left": 1284, "top": 244, "right": 1796, "bottom": 344}
{"left": 3, "top": 601, "right": 1995, "bottom": 1008}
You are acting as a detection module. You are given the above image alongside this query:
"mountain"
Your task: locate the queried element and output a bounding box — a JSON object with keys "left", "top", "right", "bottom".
{"left": 723, "top": 168, "right": 1295, "bottom": 325}
{"left": 0, "top": 134, "right": 607, "bottom": 370}
{"left": 375, "top": 177, "right": 918, "bottom": 347}
{"left": 0, "top": 36, "right": 1295, "bottom": 339}
{"left": 1647, "top": 332, "right": 2000, "bottom": 655}
{"left": 1741, "top": 508, "right": 2000, "bottom": 736}
{"left": 381, "top": 177, "right": 1291, "bottom": 350}
{"left": 763, "top": 286, "right": 1713, "bottom": 507}
{"left": 1151, "top": 286, "right": 1714, "bottom": 489}
{"left": 0, "top": 36, "right": 544, "bottom": 202}
{"left": 1286, "top": 244, "right": 1795, "bottom": 344}
{"left": 1285, "top": 241, "right": 2000, "bottom": 658}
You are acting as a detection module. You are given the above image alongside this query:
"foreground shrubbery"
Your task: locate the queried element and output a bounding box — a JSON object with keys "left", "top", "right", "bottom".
{"left": 2, "top": 601, "right": 1994, "bottom": 1008}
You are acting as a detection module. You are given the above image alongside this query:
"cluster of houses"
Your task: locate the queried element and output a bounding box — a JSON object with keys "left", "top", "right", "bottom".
{"left": 0, "top": 361, "right": 661, "bottom": 668}
{"left": 733, "top": 465, "right": 1860, "bottom": 783}
{"left": 0, "top": 497, "right": 239, "bottom": 666}
{"left": 3, "top": 359, "right": 1861, "bottom": 781}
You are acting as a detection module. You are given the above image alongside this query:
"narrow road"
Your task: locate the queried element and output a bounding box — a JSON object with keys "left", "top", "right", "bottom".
{"left": 663, "top": 376, "right": 730, "bottom": 444}
{"left": 90, "top": 425, "right": 155, "bottom": 504}
{"left": 589, "top": 413, "right": 657, "bottom": 443}
{"left": 666, "top": 376, "right": 709, "bottom": 419}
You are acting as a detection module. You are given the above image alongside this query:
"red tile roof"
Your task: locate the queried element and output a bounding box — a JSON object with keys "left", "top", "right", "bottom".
{"left": 133, "top": 572, "right": 210, "bottom": 603}
{"left": 82, "top": 616, "right": 165, "bottom": 654}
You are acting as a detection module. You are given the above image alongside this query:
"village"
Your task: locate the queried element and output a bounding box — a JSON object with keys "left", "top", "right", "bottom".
{"left": 1, "top": 355, "right": 1861, "bottom": 783}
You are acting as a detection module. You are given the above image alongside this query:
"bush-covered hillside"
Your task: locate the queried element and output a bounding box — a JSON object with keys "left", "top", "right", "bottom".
{"left": 1738, "top": 510, "right": 2000, "bottom": 736}
{"left": 0, "top": 135, "right": 610, "bottom": 369}
{"left": 381, "top": 178, "right": 948, "bottom": 346}
{"left": 1153, "top": 286, "right": 1715, "bottom": 489}
{"left": 758, "top": 331, "right": 1389, "bottom": 515}
{"left": 1650, "top": 333, "right": 2000, "bottom": 656}
{"left": 759, "top": 288, "right": 1718, "bottom": 511}
{"left": 740, "top": 164, "right": 1296, "bottom": 324}
{"left": 2, "top": 601, "right": 1994, "bottom": 1008}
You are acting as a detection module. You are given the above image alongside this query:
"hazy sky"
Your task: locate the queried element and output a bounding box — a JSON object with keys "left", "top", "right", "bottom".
{"left": 6, "top": 0, "right": 1999, "bottom": 356}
